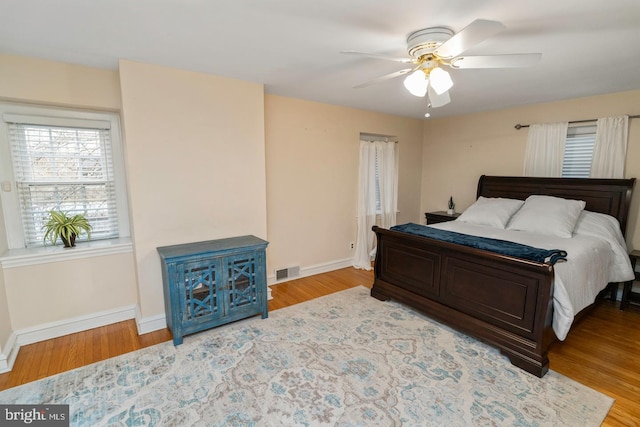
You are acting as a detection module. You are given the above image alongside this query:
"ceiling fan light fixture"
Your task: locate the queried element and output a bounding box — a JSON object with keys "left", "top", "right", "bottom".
{"left": 429, "top": 67, "right": 453, "bottom": 95}
{"left": 403, "top": 70, "right": 428, "bottom": 97}
{"left": 427, "top": 84, "right": 451, "bottom": 108}
{"left": 343, "top": 19, "right": 541, "bottom": 112}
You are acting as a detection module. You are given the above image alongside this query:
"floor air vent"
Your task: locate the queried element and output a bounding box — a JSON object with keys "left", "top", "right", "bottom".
{"left": 275, "top": 266, "right": 300, "bottom": 281}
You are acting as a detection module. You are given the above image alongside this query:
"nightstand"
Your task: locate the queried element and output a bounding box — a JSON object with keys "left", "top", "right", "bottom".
{"left": 425, "top": 211, "right": 461, "bottom": 225}
{"left": 621, "top": 250, "right": 640, "bottom": 310}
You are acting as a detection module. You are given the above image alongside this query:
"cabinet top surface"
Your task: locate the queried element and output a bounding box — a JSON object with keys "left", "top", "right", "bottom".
{"left": 425, "top": 211, "right": 461, "bottom": 217}
{"left": 157, "top": 235, "right": 268, "bottom": 259}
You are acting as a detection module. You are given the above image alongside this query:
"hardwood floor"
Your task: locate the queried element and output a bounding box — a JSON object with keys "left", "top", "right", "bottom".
{"left": 549, "top": 300, "right": 640, "bottom": 426}
{"left": 1, "top": 267, "right": 638, "bottom": 425}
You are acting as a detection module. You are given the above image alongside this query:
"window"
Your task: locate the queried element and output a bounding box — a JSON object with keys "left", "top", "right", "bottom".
{"left": 0, "top": 103, "right": 130, "bottom": 249}
{"left": 354, "top": 135, "right": 398, "bottom": 270}
{"left": 361, "top": 133, "right": 397, "bottom": 215}
{"left": 374, "top": 153, "right": 382, "bottom": 213}
{"left": 561, "top": 125, "right": 596, "bottom": 178}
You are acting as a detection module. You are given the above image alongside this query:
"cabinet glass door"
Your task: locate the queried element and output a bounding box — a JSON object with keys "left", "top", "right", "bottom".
{"left": 178, "top": 258, "right": 221, "bottom": 324}
{"left": 224, "top": 254, "right": 260, "bottom": 311}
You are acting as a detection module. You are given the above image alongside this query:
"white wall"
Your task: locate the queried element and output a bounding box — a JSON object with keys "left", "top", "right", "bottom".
{"left": 118, "top": 60, "right": 268, "bottom": 323}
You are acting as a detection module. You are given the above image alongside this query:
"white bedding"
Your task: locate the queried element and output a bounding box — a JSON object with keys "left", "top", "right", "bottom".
{"left": 429, "top": 220, "right": 634, "bottom": 340}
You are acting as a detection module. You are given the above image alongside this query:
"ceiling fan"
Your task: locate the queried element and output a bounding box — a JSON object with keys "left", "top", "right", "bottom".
{"left": 342, "top": 19, "right": 541, "bottom": 109}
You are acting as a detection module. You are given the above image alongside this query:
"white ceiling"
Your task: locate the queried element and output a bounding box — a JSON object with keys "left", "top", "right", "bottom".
{"left": 1, "top": 0, "right": 639, "bottom": 119}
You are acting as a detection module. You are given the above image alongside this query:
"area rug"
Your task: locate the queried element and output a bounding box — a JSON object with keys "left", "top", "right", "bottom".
{"left": 0, "top": 286, "right": 613, "bottom": 426}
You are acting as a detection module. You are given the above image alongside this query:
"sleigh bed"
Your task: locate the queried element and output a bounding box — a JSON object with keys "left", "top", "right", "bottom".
{"left": 371, "top": 175, "right": 635, "bottom": 377}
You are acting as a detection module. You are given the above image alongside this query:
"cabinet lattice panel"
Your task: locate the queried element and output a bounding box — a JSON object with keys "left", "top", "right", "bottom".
{"left": 158, "top": 235, "right": 268, "bottom": 345}
{"left": 184, "top": 264, "right": 218, "bottom": 320}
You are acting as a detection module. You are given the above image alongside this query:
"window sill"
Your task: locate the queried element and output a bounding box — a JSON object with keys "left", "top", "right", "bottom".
{"left": 0, "top": 237, "right": 133, "bottom": 269}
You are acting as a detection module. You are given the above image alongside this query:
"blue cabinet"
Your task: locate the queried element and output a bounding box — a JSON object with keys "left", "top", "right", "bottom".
{"left": 157, "top": 235, "right": 269, "bottom": 345}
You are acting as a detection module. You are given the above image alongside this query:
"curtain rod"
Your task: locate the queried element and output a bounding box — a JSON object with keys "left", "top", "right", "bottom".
{"left": 360, "top": 133, "right": 398, "bottom": 142}
{"left": 514, "top": 114, "right": 640, "bottom": 130}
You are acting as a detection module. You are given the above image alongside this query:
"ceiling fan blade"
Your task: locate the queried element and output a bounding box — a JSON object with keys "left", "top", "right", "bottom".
{"left": 353, "top": 67, "right": 416, "bottom": 88}
{"left": 341, "top": 50, "right": 413, "bottom": 63}
{"left": 427, "top": 85, "right": 451, "bottom": 108}
{"left": 450, "top": 53, "right": 542, "bottom": 69}
{"left": 434, "top": 19, "right": 506, "bottom": 59}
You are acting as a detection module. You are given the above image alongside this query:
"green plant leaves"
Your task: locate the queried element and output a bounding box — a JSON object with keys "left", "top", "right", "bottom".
{"left": 42, "top": 210, "right": 92, "bottom": 246}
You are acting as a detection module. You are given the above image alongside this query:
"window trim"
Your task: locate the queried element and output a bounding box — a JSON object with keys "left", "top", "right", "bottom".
{"left": 0, "top": 237, "right": 133, "bottom": 269}
{"left": 0, "top": 102, "right": 130, "bottom": 251}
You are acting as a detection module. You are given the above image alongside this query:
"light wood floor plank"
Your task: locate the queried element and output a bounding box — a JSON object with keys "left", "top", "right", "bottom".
{"left": 0, "top": 267, "right": 638, "bottom": 425}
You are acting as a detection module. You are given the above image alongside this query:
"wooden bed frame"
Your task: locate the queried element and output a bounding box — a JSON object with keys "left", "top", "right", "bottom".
{"left": 371, "top": 175, "right": 635, "bottom": 377}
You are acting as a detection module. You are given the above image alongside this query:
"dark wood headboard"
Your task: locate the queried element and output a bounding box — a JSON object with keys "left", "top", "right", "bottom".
{"left": 476, "top": 175, "right": 636, "bottom": 237}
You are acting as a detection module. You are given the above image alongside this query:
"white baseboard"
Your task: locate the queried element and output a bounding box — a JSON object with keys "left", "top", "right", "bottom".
{"left": 0, "top": 305, "right": 137, "bottom": 373}
{"left": 15, "top": 305, "right": 137, "bottom": 347}
{"left": 136, "top": 281, "right": 278, "bottom": 332}
{"left": 0, "top": 258, "right": 357, "bottom": 373}
{"left": 131, "top": 258, "right": 356, "bottom": 332}
{"left": 0, "top": 332, "right": 18, "bottom": 374}
{"left": 268, "top": 257, "right": 354, "bottom": 286}
{"left": 135, "top": 310, "right": 167, "bottom": 335}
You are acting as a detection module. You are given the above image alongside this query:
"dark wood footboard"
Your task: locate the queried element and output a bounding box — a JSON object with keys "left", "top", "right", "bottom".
{"left": 371, "top": 226, "right": 555, "bottom": 377}
{"left": 371, "top": 175, "right": 635, "bottom": 377}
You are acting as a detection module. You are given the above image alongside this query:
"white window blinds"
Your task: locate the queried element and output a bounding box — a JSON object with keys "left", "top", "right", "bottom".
{"left": 561, "top": 125, "right": 596, "bottom": 178}
{"left": 5, "top": 116, "right": 120, "bottom": 247}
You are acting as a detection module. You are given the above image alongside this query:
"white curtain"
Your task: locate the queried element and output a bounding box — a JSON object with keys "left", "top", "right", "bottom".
{"left": 523, "top": 122, "right": 568, "bottom": 177}
{"left": 353, "top": 140, "right": 398, "bottom": 270}
{"left": 377, "top": 141, "right": 398, "bottom": 229}
{"left": 590, "top": 116, "right": 629, "bottom": 178}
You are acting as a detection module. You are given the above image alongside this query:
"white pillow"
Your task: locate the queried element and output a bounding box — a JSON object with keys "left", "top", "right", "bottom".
{"left": 506, "top": 195, "right": 586, "bottom": 238}
{"left": 456, "top": 196, "right": 524, "bottom": 229}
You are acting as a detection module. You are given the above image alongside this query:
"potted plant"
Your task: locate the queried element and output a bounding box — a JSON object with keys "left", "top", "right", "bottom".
{"left": 447, "top": 196, "right": 455, "bottom": 215}
{"left": 42, "top": 210, "right": 92, "bottom": 248}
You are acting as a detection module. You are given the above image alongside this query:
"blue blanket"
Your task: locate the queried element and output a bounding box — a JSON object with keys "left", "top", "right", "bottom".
{"left": 390, "top": 223, "right": 567, "bottom": 265}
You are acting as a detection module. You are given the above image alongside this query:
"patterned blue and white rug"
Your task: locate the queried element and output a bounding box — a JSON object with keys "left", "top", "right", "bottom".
{"left": 0, "top": 286, "right": 613, "bottom": 426}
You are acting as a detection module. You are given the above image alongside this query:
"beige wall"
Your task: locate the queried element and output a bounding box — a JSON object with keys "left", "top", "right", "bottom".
{"left": 0, "top": 53, "right": 133, "bottom": 352}
{"left": 0, "top": 267, "right": 11, "bottom": 356}
{"left": 0, "top": 190, "right": 10, "bottom": 354}
{"left": 4, "top": 254, "right": 137, "bottom": 330}
{"left": 0, "top": 53, "right": 121, "bottom": 110}
{"left": 2, "top": 51, "right": 638, "bottom": 352}
{"left": 119, "top": 60, "right": 268, "bottom": 319}
{"left": 421, "top": 90, "right": 640, "bottom": 250}
{"left": 265, "top": 95, "right": 424, "bottom": 273}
